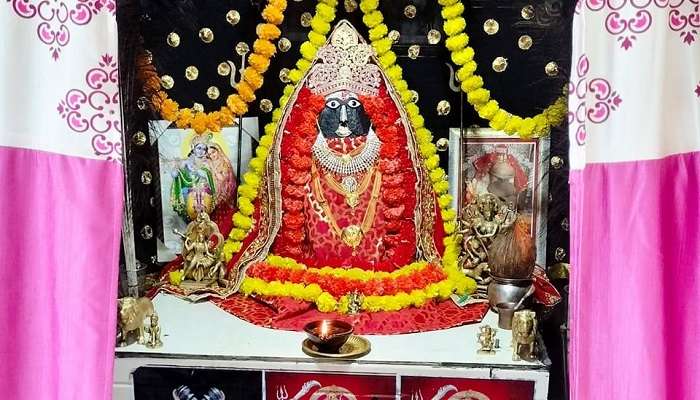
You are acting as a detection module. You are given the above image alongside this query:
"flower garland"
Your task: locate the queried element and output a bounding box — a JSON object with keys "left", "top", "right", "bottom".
{"left": 224, "top": 0, "right": 478, "bottom": 313}
{"left": 239, "top": 255, "right": 471, "bottom": 313}
{"left": 273, "top": 87, "right": 326, "bottom": 258}
{"left": 246, "top": 257, "right": 446, "bottom": 297}
{"left": 436, "top": 0, "right": 567, "bottom": 138}
{"left": 357, "top": 0, "right": 460, "bottom": 263}
{"left": 142, "top": 0, "right": 288, "bottom": 134}
{"left": 222, "top": 0, "right": 339, "bottom": 260}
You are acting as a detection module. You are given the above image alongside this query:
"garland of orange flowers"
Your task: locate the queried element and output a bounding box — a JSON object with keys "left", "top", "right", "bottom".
{"left": 223, "top": 0, "right": 339, "bottom": 259}
{"left": 224, "top": 0, "right": 478, "bottom": 313}
{"left": 239, "top": 255, "right": 472, "bottom": 313}
{"left": 142, "top": 0, "right": 288, "bottom": 134}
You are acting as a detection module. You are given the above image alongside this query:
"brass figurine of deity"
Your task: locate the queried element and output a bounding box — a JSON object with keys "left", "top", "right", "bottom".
{"left": 346, "top": 291, "right": 364, "bottom": 314}
{"left": 176, "top": 212, "right": 227, "bottom": 288}
{"left": 476, "top": 325, "right": 497, "bottom": 354}
{"left": 145, "top": 313, "right": 163, "bottom": 349}
{"left": 116, "top": 297, "right": 154, "bottom": 347}
{"left": 511, "top": 310, "right": 537, "bottom": 361}
{"left": 458, "top": 193, "right": 517, "bottom": 291}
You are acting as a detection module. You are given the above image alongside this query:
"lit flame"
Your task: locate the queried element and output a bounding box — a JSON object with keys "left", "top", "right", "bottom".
{"left": 320, "top": 320, "right": 331, "bottom": 339}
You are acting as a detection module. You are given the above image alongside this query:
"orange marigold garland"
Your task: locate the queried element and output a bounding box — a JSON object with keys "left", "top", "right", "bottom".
{"left": 146, "top": 0, "right": 288, "bottom": 134}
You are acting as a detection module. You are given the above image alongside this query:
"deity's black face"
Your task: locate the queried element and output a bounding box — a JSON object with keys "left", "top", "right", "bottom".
{"left": 318, "top": 91, "right": 371, "bottom": 139}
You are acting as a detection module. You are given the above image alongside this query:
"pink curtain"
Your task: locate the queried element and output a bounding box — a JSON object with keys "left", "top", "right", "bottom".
{"left": 568, "top": 1, "right": 700, "bottom": 398}
{"left": 0, "top": 4, "right": 122, "bottom": 399}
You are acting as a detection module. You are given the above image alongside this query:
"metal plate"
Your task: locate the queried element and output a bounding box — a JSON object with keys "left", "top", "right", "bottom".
{"left": 302, "top": 335, "right": 371, "bottom": 359}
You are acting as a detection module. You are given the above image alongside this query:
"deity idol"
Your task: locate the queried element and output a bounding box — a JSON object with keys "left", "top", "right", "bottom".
{"left": 218, "top": 22, "right": 477, "bottom": 324}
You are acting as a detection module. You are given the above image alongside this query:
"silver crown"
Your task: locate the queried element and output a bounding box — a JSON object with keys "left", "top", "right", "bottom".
{"left": 307, "top": 21, "right": 382, "bottom": 97}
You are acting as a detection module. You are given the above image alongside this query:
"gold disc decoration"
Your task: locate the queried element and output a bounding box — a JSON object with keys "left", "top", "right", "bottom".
{"left": 554, "top": 247, "right": 566, "bottom": 261}
{"left": 140, "top": 225, "right": 153, "bottom": 240}
{"left": 259, "top": 98, "right": 273, "bottom": 113}
{"left": 278, "top": 37, "right": 292, "bottom": 52}
{"left": 545, "top": 61, "right": 559, "bottom": 76}
{"left": 492, "top": 56, "right": 508, "bottom": 72}
{"left": 483, "top": 19, "right": 499, "bottom": 35}
{"left": 404, "top": 4, "right": 417, "bottom": 18}
{"left": 521, "top": 5, "right": 535, "bottom": 20}
{"left": 409, "top": 90, "right": 419, "bottom": 103}
{"left": 207, "top": 86, "right": 220, "bottom": 100}
{"left": 388, "top": 30, "right": 400, "bottom": 43}
{"left": 167, "top": 32, "right": 180, "bottom": 47}
{"left": 235, "top": 42, "right": 250, "bottom": 56}
{"left": 279, "top": 68, "right": 291, "bottom": 83}
{"left": 344, "top": 0, "right": 358, "bottom": 12}
{"left": 436, "top": 100, "right": 451, "bottom": 116}
{"left": 300, "top": 12, "right": 313, "bottom": 27}
{"left": 518, "top": 35, "right": 533, "bottom": 50}
{"left": 132, "top": 131, "right": 147, "bottom": 146}
{"left": 141, "top": 171, "right": 153, "bottom": 185}
{"left": 160, "top": 75, "right": 174, "bottom": 89}
{"left": 192, "top": 102, "right": 204, "bottom": 113}
{"left": 550, "top": 155, "right": 564, "bottom": 169}
{"left": 185, "top": 66, "right": 199, "bottom": 80}
{"left": 436, "top": 138, "right": 449, "bottom": 151}
{"left": 427, "top": 29, "right": 441, "bottom": 44}
{"left": 217, "top": 62, "right": 231, "bottom": 76}
{"left": 407, "top": 44, "right": 420, "bottom": 59}
{"left": 136, "top": 96, "right": 148, "bottom": 110}
{"left": 199, "top": 27, "right": 214, "bottom": 43}
{"left": 226, "top": 10, "right": 241, "bottom": 25}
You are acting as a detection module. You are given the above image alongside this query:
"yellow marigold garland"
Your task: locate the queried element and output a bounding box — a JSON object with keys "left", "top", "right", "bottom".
{"left": 239, "top": 256, "right": 472, "bottom": 313}
{"left": 149, "top": 0, "right": 288, "bottom": 134}
{"left": 437, "top": 0, "right": 567, "bottom": 138}
{"left": 223, "top": 0, "right": 478, "bottom": 313}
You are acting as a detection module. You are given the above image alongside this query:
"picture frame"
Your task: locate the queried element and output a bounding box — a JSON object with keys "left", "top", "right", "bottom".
{"left": 448, "top": 127, "right": 550, "bottom": 266}
{"left": 154, "top": 118, "right": 259, "bottom": 262}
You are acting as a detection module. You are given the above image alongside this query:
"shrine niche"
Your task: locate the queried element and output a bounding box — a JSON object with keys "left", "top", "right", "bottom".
{"left": 116, "top": 0, "right": 574, "bottom": 397}
{"left": 157, "top": 21, "right": 487, "bottom": 333}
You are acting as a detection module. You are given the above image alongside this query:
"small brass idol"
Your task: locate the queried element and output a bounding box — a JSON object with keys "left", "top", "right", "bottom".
{"left": 145, "top": 313, "right": 163, "bottom": 349}
{"left": 512, "top": 310, "right": 537, "bottom": 361}
{"left": 459, "top": 193, "right": 516, "bottom": 292}
{"left": 176, "top": 212, "right": 227, "bottom": 289}
{"left": 116, "top": 297, "right": 154, "bottom": 347}
{"left": 477, "top": 325, "right": 497, "bottom": 354}
{"left": 346, "top": 291, "right": 364, "bottom": 314}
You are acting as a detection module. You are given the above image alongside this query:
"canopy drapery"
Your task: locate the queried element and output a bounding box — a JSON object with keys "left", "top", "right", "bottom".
{"left": 0, "top": 2, "right": 123, "bottom": 399}
{"left": 568, "top": 1, "right": 700, "bottom": 398}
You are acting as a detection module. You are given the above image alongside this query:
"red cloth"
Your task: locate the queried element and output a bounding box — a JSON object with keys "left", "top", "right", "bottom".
{"left": 212, "top": 295, "right": 489, "bottom": 335}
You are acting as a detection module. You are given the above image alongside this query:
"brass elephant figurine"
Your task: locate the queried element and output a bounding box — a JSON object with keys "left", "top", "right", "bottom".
{"left": 116, "top": 297, "right": 154, "bottom": 347}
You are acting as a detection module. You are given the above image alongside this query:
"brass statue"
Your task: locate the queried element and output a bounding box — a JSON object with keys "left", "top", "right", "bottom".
{"left": 346, "top": 291, "right": 364, "bottom": 314}
{"left": 116, "top": 297, "right": 154, "bottom": 346}
{"left": 145, "top": 313, "right": 163, "bottom": 349}
{"left": 476, "top": 325, "right": 497, "bottom": 354}
{"left": 458, "top": 193, "right": 516, "bottom": 288}
{"left": 176, "top": 212, "right": 227, "bottom": 287}
{"left": 511, "top": 310, "right": 537, "bottom": 361}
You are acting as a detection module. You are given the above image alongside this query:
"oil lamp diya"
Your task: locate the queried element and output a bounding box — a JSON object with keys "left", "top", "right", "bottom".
{"left": 303, "top": 319, "right": 354, "bottom": 354}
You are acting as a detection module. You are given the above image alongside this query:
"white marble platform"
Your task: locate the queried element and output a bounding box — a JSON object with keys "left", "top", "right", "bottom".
{"left": 114, "top": 293, "right": 549, "bottom": 399}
